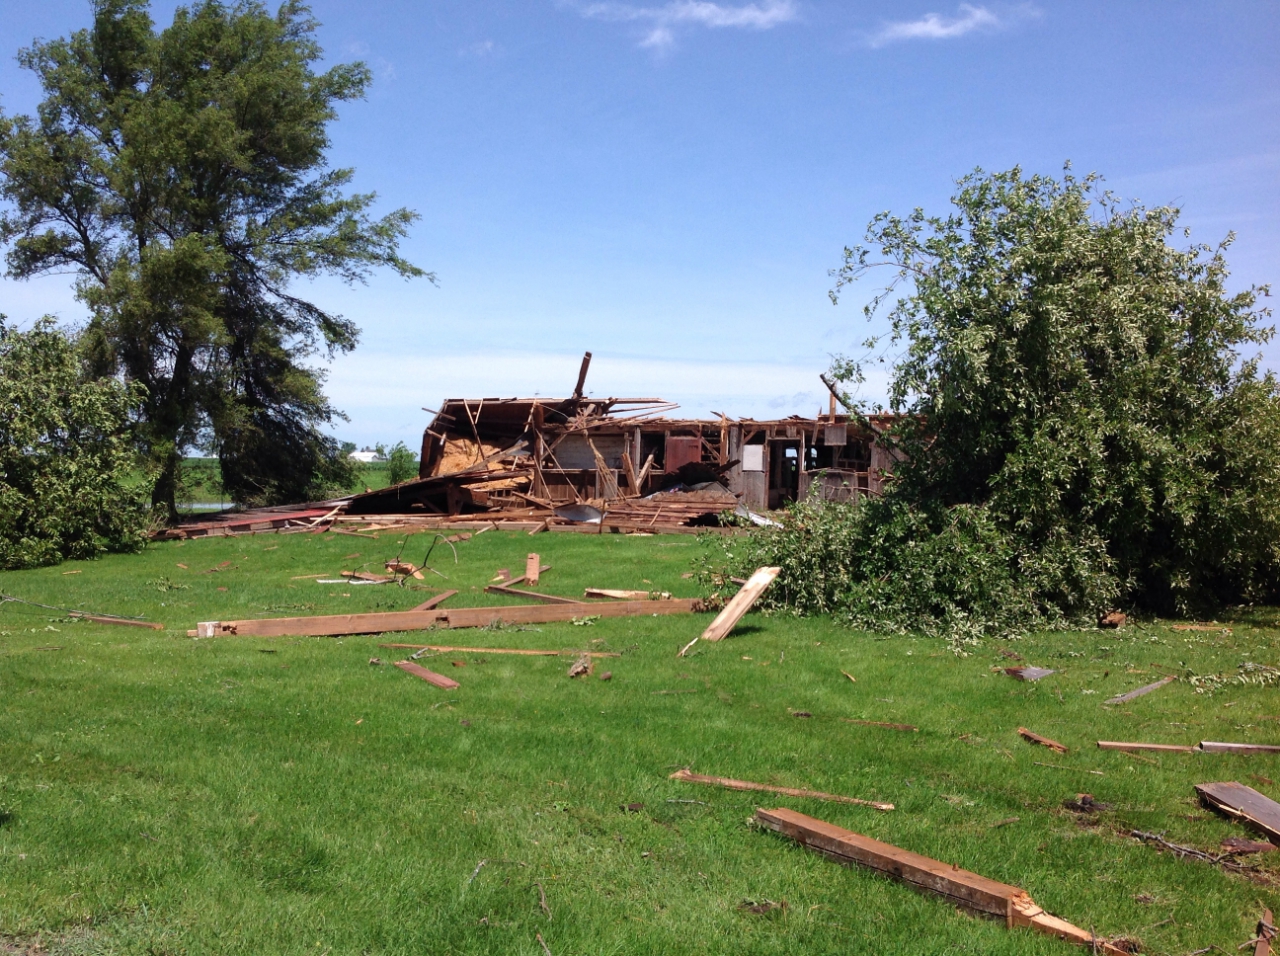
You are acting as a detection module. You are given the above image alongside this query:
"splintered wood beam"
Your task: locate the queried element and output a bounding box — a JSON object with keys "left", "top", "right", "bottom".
{"left": 756, "top": 807, "right": 1131, "bottom": 954}
{"left": 584, "top": 588, "right": 671, "bottom": 601}
{"left": 394, "top": 660, "right": 460, "bottom": 689}
{"left": 571, "top": 351, "right": 592, "bottom": 400}
{"left": 669, "top": 769, "right": 892, "bottom": 811}
{"left": 1097, "top": 741, "right": 1196, "bottom": 753}
{"left": 410, "top": 590, "right": 457, "bottom": 612}
{"left": 678, "top": 565, "right": 780, "bottom": 656}
{"left": 1103, "top": 675, "right": 1175, "bottom": 705}
{"left": 525, "top": 553, "right": 541, "bottom": 585}
{"left": 1256, "top": 907, "right": 1274, "bottom": 956}
{"left": 1198, "top": 742, "right": 1280, "bottom": 755}
{"left": 483, "top": 585, "right": 583, "bottom": 604}
{"left": 1196, "top": 781, "right": 1280, "bottom": 843}
{"left": 191, "top": 598, "right": 704, "bottom": 638}
{"left": 380, "top": 643, "right": 621, "bottom": 658}
{"left": 68, "top": 612, "right": 164, "bottom": 630}
{"left": 1018, "top": 728, "right": 1069, "bottom": 754}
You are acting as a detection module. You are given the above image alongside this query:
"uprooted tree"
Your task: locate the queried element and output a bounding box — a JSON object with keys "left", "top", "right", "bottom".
{"left": 0, "top": 318, "right": 148, "bottom": 569}
{"left": 0, "top": 0, "right": 429, "bottom": 518}
{"left": 712, "top": 166, "right": 1280, "bottom": 643}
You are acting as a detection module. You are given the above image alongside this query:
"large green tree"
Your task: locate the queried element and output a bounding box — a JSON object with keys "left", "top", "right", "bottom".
{"left": 715, "top": 167, "right": 1280, "bottom": 641}
{"left": 0, "top": 0, "right": 428, "bottom": 516}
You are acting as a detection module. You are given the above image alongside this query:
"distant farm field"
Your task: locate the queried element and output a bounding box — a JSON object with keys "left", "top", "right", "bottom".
{"left": 2, "top": 529, "right": 1279, "bottom": 954}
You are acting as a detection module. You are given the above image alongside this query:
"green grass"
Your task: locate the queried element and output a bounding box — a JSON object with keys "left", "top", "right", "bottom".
{"left": 2, "top": 529, "right": 1279, "bottom": 954}
{"left": 176, "top": 458, "right": 399, "bottom": 510}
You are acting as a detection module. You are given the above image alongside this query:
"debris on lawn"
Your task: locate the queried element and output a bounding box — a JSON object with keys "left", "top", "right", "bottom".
{"left": 1019, "top": 728, "right": 1069, "bottom": 753}
{"left": 1198, "top": 742, "right": 1280, "bottom": 755}
{"left": 1098, "top": 611, "right": 1127, "bottom": 628}
{"left": 738, "top": 898, "right": 787, "bottom": 915}
{"left": 1062, "top": 793, "right": 1111, "bottom": 813}
{"left": 756, "top": 807, "right": 1134, "bottom": 954}
{"left": 841, "top": 670, "right": 857, "bottom": 683}
{"left": 621, "top": 802, "right": 645, "bottom": 812}
{"left": 525, "top": 553, "right": 541, "bottom": 586}
{"left": 841, "top": 718, "right": 919, "bottom": 733}
{"left": 1, "top": 593, "right": 165, "bottom": 630}
{"left": 190, "top": 597, "right": 704, "bottom": 638}
{"left": 381, "top": 643, "right": 621, "bottom": 658}
{"left": 669, "top": 768, "right": 893, "bottom": 810}
{"left": 1170, "top": 623, "right": 1232, "bottom": 633}
{"left": 567, "top": 654, "right": 592, "bottom": 678}
{"left": 1251, "top": 907, "right": 1275, "bottom": 956}
{"left": 599, "top": 671, "right": 612, "bottom": 681}
{"left": 1130, "top": 829, "right": 1260, "bottom": 874}
{"left": 1004, "top": 666, "right": 1055, "bottom": 681}
{"left": 1220, "top": 837, "right": 1276, "bottom": 855}
{"left": 679, "top": 565, "right": 780, "bottom": 657}
{"left": 1104, "top": 676, "right": 1176, "bottom": 706}
{"left": 536, "top": 931, "right": 553, "bottom": 956}
{"left": 410, "top": 590, "right": 458, "bottom": 612}
{"left": 1195, "top": 781, "right": 1280, "bottom": 843}
{"left": 393, "top": 660, "right": 461, "bottom": 690}
{"left": 368, "top": 657, "right": 382, "bottom": 665}
{"left": 1097, "top": 741, "right": 1197, "bottom": 753}
{"left": 384, "top": 561, "right": 425, "bottom": 580}
{"left": 584, "top": 588, "right": 672, "bottom": 600}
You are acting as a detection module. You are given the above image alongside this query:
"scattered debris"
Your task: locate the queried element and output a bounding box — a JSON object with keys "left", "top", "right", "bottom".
{"left": 1000, "top": 649, "right": 1024, "bottom": 661}
{"left": 841, "top": 718, "right": 919, "bottom": 733}
{"left": 467, "top": 859, "right": 488, "bottom": 884}
{"left": 1062, "top": 793, "right": 1111, "bottom": 813}
{"left": 756, "top": 807, "right": 1132, "bottom": 954}
{"left": 381, "top": 643, "right": 620, "bottom": 658}
{"left": 410, "top": 590, "right": 458, "bottom": 612}
{"left": 1198, "top": 742, "right": 1280, "bottom": 755}
{"left": 368, "top": 657, "right": 382, "bottom": 665}
{"left": 1252, "top": 907, "right": 1275, "bottom": 956}
{"left": 384, "top": 561, "right": 425, "bottom": 580}
{"left": 738, "top": 899, "right": 787, "bottom": 914}
{"left": 525, "top": 553, "right": 541, "bottom": 586}
{"left": 1098, "top": 611, "right": 1127, "bottom": 629}
{"left": 1170, "top": 623, "right": 1231, "bottom": 633}
{"left": 1, "top": 593, "right": 164, "bottom": 630}
{"left": 1097, "top": 741, "right": 1196, "bottom": 753}
{"left": 1019, "top": 728, "right": 1069, "bottom": 753}
{"left": 1104, "top": 676, "right": 1175, "bottom": 706}
{"left": 393, "top": 660, "right": 461, "bottom": 690}
{"left": 1220, "top": 837, "right": 1276, "bottom": 855}
{"left": 584, "top": 588, "right": 672, "bottom": 600}
{"left": 1004, "top": 666, "right": 1055, "bottom": 681}
{"left": 567, "top": 654, "right": 591, "bottom": 678}
{"left": 1130, "top": 829, "right": 1258, "bottom": 873}
{"left": 599, "top": 671, "right": 612, "bottom": 681}
{"left": 535, "top": 881, "right": 551, "bottom": 920}
{"left": 669, "top": 768, "right": 892, "bottom": 811}
{"left": 621, "top": 802, "right": 645, "bottom": 813}
{"left": 190, "top": 598, "right": 704, "bottom": 638}
{"left": 679, "top": 565, "right": 780, "bottom": 657}
{"left": 1195, "top": 781, "right": 1280, "bottom": 843}
{"left": 841, "top": 670, "right": 857, "bottom": 683}
{"left": 792, "top": 711, "right": 812, "bottom": 718}
{"left": 341, "top": 570, "right": 393, "bottom": 583}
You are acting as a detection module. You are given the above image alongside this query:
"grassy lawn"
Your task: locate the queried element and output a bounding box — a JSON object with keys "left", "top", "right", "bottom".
{"left": 176, "top": 459, "right": 398, "bottom": 510}
{"left": 2, "top": 529, "right": 1279, "bottom": 954}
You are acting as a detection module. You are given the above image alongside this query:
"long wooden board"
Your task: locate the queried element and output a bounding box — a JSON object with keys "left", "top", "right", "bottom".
{"left": 1199, "top": 742, "right": 1280, "bottom": 755}
{"left": 756, "top": 807, "right": 1130, "bottom": 954}
{"left": 1103, "top": 675, "right": 1175, "bottom": 705}
{"left": 69, "top": 612, "right": 164, "bottom": 630}
{"left": 669, "top": 769, "right": 892, "bottom": 811}
{"left": 192, "top": 598, "right": 704, "bottom": 638}
{"left": 410, "top": 590, "right": 457, "bottom": 612}
{"left": 483, "top": 584, "right": 583, "bottom": 604}
{"left": 1097, "top": 740, "right": 1196, "bottom": 753}
{"left": 701, "top": 566, "right": 780, "bottom": 642}
{"left": 1196, "top": 782, "right": 1280, "bottom": 843}
{"left": 1019, "top": 728, "right": 1068, "bottom": 753}
{"left": 393, "top": 660, "right": 460, "bottom": 689}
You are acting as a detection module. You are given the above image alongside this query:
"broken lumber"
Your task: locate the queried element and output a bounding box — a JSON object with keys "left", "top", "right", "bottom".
{"left": 1103, "top": 675, "right": 1176, "bottom": 705}
{"left": 68, "top": 612, "right": 164, "bottom": 630}
{"left": 1256, "top": 907, "right": 1275, "bottom": 956}
{"left": 1097, "top": 740, "right": 1196, "bottom": 753}
{"left": 380, "top": 643, "right": 621, "bottom": 658}
{"left": 756, "top": 807, "right": 1131, "bottom": 954}
{"left": 393, "top": 660, "right": 460, "bottom": 689}
{"left": 841, "top": 718, "right": 918, "bottom": 733}
{"left": 1004, "top": 666, "right": 1054, "bottom": 681}
{"left": 342, "top": 570, "right": 393, "bottom": 583}
{"left": 190, "top": 598, "right": 704, "bottom": 638}
{"left": 669, "top": 768, "right": 892, "bottom": 811}
{"left": 483, "top": 584, "right": 583, "bottom": 605}
{"left": 1196, "top": 781, "right": 1280, "bottom": 843}
{"left": 525, "top": 553, "right": 541, "bottom": 585}
{"left": 1198, "top": 742, "right": 1280, "bottom": 755}
{"left": 1018, "top": 728, "right": 1069, "bottom": 754}
{"left": 584, "top": 588, "right": 671, "bottom": 601}
{"left": 410, "top": 590, "right": 457, "bottom": 612}
{"left": 678, "top": 565, "right": 779, "bottom": 656}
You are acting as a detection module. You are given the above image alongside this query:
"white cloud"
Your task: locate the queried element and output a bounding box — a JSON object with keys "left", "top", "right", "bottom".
{"left": 460, "top": 39, "right": 499, "bottom": 57}
{"left": 575, "top": 0, "right": 797, "bottom": 50}
{"left": 868, "top": 4, "right": 1012, "bottom": 48}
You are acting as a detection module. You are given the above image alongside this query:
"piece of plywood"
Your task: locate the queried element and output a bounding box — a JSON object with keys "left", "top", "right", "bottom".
{"left": 525, "top": 553, "right": 541, "bottom": 585}
{"left": 192, "top": 598, "right": 703, "bottom": 638}
{"left": 410, "top": 590, "right": 457, "bottom": 612}
{"left": 1103, "top": 675, "right": 1175, "bottom": 706}
{"left": 1019, "top": 728, "right": 1069, "bottom": 754}
{"left": 757, "top": 807, "right": 1130, "bottom": 954}
{"left": 1097, "top": 741, "right": 1196, "bottom": 753}
{"left": 699, "top": 566, "right": 780, "bottom": 645}
{"left": 1196, "top": 781, "right": 1280, "bottom": 843}
{"left": 393, "top": 660, "right": 460, "bottom": 689}
{"left": 670, "top": 769, "right": 892, "bottom": 811}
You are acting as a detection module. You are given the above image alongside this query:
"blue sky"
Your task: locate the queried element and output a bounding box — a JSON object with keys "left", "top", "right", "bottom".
{"left": 1, "top": 1, "right": 1278, "bottom": 448}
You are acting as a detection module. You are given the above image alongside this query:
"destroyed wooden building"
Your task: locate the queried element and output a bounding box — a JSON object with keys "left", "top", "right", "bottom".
{"left": 346, "top": 353, "right": 901, "bottom": 528}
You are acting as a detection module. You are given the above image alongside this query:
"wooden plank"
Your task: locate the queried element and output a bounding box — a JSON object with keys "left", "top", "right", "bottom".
{"left": 1097, "top": 740, "right": 1196, "bottom": 753}
{"left": 1018, "top": 727, "right": 1068, "bottom": 754}
{"left": 68, "top": 612, "right": 164, "bottom": 630}
{"left": 410, "top": 590, "right": 457, "bottom": 612}
{"left": 1103, "top": 675, "right": 1175, "bottom": 705}
{"left": 841, "top": 718, "right": 918, "bottom": 733}
{"left": 669, "top": 769, "right": 892, "bottom": 811}
{"left": 584, "top": 588, "right": 671, "bottom": 601}
{"left": 1256, "top": 907, "right": 1274, "bottom": 956}
{"left": 756, "top": 807, "right": 1131, "bottom": 954}
{"left": 525, "top": 553, "right": 541, "bottom": 585}
{"left": 1196, "top": 781, "right": 1280, "bottom": 843}
{"left": 483, "top": 585, "right": 583, "bottom": 605}
{"left": 679, "top": 565, "right": 779, "bottom": 656}
{"left": 192, "top": 598, "right": 704, "bottom": 638}
{"left": 380, "top": 643, "right": 621, "bottom": 658}
{"left": 394, "top": 659, "right": 460, "bottom": 689}
{"left": 1198, "top": 742, "right": 1280, "bottom": 755}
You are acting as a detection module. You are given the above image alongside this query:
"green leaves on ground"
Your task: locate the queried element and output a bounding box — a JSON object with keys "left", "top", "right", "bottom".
{"left": 0, "top": 318, "right": 148, "bottom": 569}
